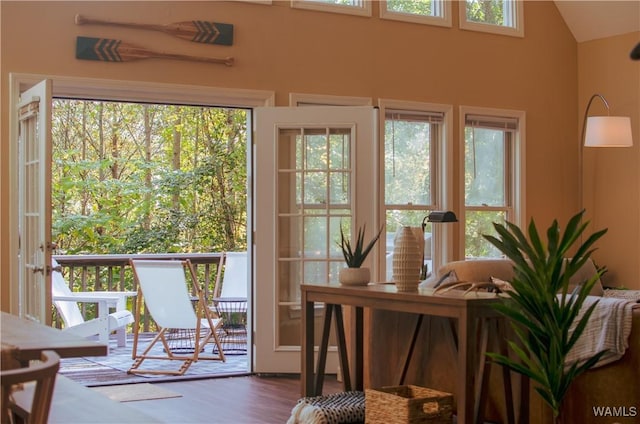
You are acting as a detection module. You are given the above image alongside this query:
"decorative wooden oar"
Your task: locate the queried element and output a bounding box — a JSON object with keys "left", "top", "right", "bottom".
{"left": 75, "top": 14, "right": 234, "bottom": 46}
{"left": 76, "top": 36, "right": 234, "bottom": 66}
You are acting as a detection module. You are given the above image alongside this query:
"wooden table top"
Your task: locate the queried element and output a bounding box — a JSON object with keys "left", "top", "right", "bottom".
{"left": 301, "top": 282, "right": 504, "bottom": 316}
{"left": 1, "top": 311, "right": 107, "bottom": 361}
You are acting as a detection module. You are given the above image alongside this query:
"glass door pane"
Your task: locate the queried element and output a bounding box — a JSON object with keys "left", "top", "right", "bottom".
{"left": 254, "top": 106, "right": 375, "bottom": 373}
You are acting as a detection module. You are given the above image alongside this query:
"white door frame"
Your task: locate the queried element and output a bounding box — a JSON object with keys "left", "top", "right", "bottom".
{"left": 8, "top": 73, "right": 274, "bottom": 349}
{"left": 253, "top": 106, "right": 378, "bottom": 373}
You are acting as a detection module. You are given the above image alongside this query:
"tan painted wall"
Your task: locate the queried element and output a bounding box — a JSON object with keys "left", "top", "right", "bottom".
{"left": 3, "top": 0, "right": 627, "bottom": 312}
{"left": 579, "top": 32, "right": 640, "bottom": 289}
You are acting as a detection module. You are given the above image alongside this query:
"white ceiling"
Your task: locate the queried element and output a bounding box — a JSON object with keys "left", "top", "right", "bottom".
{"left": 554, "top": 0, "right": 640, "bottom": 42}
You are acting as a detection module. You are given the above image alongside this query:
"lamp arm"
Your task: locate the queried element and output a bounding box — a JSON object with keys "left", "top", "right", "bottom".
{"left": 580, "top": 94, "right": 610, "bottom": 146}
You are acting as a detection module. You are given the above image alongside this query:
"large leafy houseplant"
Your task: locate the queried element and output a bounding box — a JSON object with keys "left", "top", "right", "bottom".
{"left": 483, "top": 211, "right": 608, "bottom": 423}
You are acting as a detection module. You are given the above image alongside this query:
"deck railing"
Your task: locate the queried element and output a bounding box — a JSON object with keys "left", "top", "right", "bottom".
{"left": 52, "top": 253, "right": 223, "bottom": 332}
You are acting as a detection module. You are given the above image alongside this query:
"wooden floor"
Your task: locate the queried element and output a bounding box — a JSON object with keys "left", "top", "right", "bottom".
{"left": 120, "top": 374, "right": 343, "bottom": 423}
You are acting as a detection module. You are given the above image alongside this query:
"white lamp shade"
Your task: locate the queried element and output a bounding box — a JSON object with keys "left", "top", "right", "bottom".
{"left": 584, "top": 116, "right": 633, "bottom": 147}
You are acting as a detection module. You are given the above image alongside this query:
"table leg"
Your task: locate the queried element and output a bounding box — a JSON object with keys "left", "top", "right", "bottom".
{"left": 301, "top": 292, "right": 315, "bottom": 396}
{"left": 399, "top": 314, "right": 424, "bottom": 385}
{"left": 352, "top": 306, "right": 363, "bottom": 391}
{"left": 458, "top": 309, "right": 477, "bottom": 424}
{"left": 474, "top": 318, "right": 490, "bottom": 423}
{"left": 314, "top": 304, "right": 334, "bottom": 395}
{"left": 333, "top": 305, "right": 352, "bottom": 391}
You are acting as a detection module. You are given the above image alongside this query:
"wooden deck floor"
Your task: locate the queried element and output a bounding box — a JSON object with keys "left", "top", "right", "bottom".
{"left": 117, "top": 374, "right": 343, "bottom": 423}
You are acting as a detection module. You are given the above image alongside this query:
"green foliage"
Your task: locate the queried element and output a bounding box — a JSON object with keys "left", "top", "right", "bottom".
{"left": 386, "top": 0, "right": 434, "bottom": 16}
{"left": 52, "top": 100, "right": 247, "bottom": 254}
{"left": 339, "top": 224, "right": 383, "bottom": 268}
{"left": 483, "top": 211, "right": 608, "bottom": 418}
{"left": 466, "top": 0, "right": 505, "bottom": 26}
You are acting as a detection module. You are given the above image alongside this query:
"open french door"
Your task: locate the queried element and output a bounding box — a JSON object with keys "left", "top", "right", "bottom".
{"left": 253, "top": 106, "right": 377, "bottom": 373}
{"left": 16, "top": 79, "right": 53, "bottom": 323}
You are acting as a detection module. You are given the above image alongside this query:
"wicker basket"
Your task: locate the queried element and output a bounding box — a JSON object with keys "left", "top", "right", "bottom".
{"left": 365, "top": 385, "right": 453, "bottom": 424}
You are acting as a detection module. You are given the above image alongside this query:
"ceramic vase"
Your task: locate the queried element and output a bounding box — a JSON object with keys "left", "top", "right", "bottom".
{"left": 392, "top": 226, "right": 422, "bottom": 292}
{"left": 339, "top": 267, "right": 370, "bottom": 286}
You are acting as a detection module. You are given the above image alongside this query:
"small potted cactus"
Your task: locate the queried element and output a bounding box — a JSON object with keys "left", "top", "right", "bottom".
{"left": 338, "top": 224, "right": 383, "bottom": 286}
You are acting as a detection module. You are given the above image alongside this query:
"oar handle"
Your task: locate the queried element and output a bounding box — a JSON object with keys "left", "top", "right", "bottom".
{"left": 75, "top": 14, "right": 165, "bottom": 32}
{"left": 156, "top": 53, "right": 235, "bottom": 66}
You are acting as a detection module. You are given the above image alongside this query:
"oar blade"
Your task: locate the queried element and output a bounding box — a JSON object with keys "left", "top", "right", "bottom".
{"left": 76, "top": 36, "right": 126, "bottom": 62}
{"left": 169, "top": 21, "right": 234, "bottom": 45}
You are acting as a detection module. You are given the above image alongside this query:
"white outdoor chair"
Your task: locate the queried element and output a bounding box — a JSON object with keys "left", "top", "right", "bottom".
{"left": 128, "top": 259, "right": 225, "bottom": 375}
{"left": 211, "top": 251, "right": 248, "bottom": 353}
{"left": 51, "top": 259, "right": 135, "bottom": 348}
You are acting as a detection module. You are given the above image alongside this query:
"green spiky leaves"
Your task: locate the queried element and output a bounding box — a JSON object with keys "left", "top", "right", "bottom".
{"left": 339, "top": 224, "right": 384, "bottom": 268}
{"left": 483, "top": 210, "right": 608, "bottom": 418}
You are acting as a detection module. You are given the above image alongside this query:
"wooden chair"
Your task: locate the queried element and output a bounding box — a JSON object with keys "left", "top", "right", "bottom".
{"left": 129, "top": 259, "right": 225, "bottom": 375}
{"left": 52, "top": 258, "right": 136, "bottom": 348}
{"left": 211, "top": 251, "right": 248, "bottom": 353}
{"left": 1, "top": 350, "right": 60, "bottom": 424}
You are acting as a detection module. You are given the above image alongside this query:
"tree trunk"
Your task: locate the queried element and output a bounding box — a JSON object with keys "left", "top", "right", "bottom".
{"left": 143, "top": 105, "right": 152, "bottom": 230}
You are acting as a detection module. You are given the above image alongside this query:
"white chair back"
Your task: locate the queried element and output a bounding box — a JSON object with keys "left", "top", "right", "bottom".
{"left": 51, "top": 258, "right": 85, "bottom": 327}
{"left": 221, "top": 252, "right": 248, "bottom": 298}
{"left": 130, "top": 260, "right": 199, "bottom": 329}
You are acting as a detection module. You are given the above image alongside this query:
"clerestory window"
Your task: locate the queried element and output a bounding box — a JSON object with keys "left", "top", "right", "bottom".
{"left": 291, "top": 0, "right": 372, "bottom": 17}
{"left": 460, "top": 0, "right": 524, "bottom": 37}
{"left": 380, "top": 0, "right": 452, "bottom": 27}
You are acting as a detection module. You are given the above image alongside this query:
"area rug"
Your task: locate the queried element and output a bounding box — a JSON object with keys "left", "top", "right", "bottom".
{"left": 91, "top": 383, "right": 182, "bottom": 402}
{"left": 59, "top": 334, "right": 250, "bottom": 387}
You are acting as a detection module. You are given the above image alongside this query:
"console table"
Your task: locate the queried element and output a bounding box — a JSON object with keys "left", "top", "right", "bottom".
{"left": 301, "top": 283, "right": 521, "bottom": 424}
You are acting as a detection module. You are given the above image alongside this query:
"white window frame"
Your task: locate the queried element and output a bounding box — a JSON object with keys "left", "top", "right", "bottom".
{"left": 291, "top": 0, "right": 372, "bottom": 17}
{"left": 289, "top": 92, "right": 372, "bottom": 107}
{"left": 378, "top": 99, "right": 454, "bottom": 278}
{"left": 380, "top": 0, "right": 452, "bottom": 28}
{"left": 459, "top": 0, "right": 524, "bottom": 38}
{"left": 459, "top": 105, "right": 526, "bottom": 259}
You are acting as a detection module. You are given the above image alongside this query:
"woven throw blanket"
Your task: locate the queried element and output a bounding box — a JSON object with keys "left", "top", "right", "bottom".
{"left": 287, "top": 391, "right": 364, "bottom": 424}
{"left": 565, "top": 295, "right": 638, "bottom": 369}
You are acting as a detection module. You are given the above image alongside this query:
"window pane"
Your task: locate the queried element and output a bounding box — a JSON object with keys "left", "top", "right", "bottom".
{"left": 466, "top": 0, "right": 512, "bottom": 27}
{"left": 465, "top": 210, "right": 506, "bottom": 258}
{"left": 293, "top": 0, "right": 371, "bottom": 17}
{"left": 465, "top": 127, "right": 505, "bottom": 206}
{"left": 307, "top": 0, "right": 362, "bottom": 5}
{"left": 304, "top": 216, "right": 327, "bottom": 257}
{"left": 385, "top": 116, "right": 432, "bottom": 205}
{"left": 386, "top": 0, "right": 437, "bottom": 17}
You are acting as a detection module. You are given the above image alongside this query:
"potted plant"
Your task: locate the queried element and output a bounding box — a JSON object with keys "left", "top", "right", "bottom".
{"left": 338, "top": 224, "right": 383, "bottom": 286}
{"left": 483, "top": 211, "right": 608, "bottom": 424}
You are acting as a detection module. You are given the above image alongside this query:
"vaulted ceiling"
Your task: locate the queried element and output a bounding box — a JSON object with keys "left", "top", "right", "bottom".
{"left": 554, "top": 0, "right": 640, "bottom": 42}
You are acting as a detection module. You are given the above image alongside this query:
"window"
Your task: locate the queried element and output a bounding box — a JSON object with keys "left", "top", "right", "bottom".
{"left": 291, "top": 0, "right": 372, "bottom": 17}
{"left": 459, "top": 0, "right": 524, "bottom": 37}
{"left": 380, "top": 0, "right": 451, "bottom": 27}
{"left": 379, "top": 100, "right": 453, "bottom": 280}
{"left": 462, "top": 108, "right": 525, "bottom": 258}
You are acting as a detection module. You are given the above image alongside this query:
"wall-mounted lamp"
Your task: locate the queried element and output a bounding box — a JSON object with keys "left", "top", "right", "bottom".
{"left": 631, "top": 41, "right": 640, "bottom": 61}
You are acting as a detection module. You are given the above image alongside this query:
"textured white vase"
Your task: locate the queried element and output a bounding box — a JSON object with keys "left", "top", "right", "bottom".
{"left": 392, "top": 226, "right": 422, "bottom": 292}
{"left": 339, "top": 267, "right": 370, "bottom": 286}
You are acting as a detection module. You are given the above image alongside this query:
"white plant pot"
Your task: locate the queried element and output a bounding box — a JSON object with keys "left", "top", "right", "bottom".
{"left": 339, "top": 267, "right": 370, "bottom": 286}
